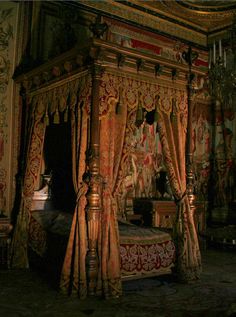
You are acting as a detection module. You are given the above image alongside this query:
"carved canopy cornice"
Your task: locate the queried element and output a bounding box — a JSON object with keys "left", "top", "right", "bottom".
{"left": 14, "top": 38, "right": 207, "bottom": 96}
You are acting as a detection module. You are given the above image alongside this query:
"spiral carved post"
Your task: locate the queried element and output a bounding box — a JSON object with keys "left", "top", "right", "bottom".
{"left": 85, "top": 64, "right": 103, "bottom": 296}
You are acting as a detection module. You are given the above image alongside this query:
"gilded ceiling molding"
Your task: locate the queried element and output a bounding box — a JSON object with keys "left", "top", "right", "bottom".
{"left": 80, "top": 0, "right": 207, "bottom": 46}
{"left": 135, "top": 0, "right": 236, "bottom": 33}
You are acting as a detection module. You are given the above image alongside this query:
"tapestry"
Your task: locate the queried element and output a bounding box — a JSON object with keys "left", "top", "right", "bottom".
{"left": 192, "top": 93, "right": 236, "bottom": 213}
{"left": 99, "top": 72, "right": 180, "bottom": 216}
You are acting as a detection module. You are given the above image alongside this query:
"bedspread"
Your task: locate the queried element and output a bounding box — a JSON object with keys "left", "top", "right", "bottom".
{"left": 29, "top": 211, "right": 175, "bottom": 278}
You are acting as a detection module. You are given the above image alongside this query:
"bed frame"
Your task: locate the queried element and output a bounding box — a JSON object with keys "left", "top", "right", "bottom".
{"left": 29, "top": 174, "right": 175, "bottom": 283}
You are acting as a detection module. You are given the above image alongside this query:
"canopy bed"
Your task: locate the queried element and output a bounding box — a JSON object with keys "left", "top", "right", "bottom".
{"left": 10, "top": 19, "right": 204, "bottom": 299}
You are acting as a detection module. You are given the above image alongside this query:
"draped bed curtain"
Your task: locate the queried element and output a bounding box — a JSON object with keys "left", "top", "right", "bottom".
{"left": 10, "top": 75, "right": 91, "bottom": 276}
{"left": 97, "top": 76, "right": 128, "bottom": 297}
{"left": 59, "top": 80, "right": 90, "bottom": 297}
{"left": 10, "top": 97, "right": 46, "bottom": 268}
{"left": 157, "top": 90, "right": 201, "bottom": 280}
{"left": 100, "top": 73, "right": 201, "bottom": 281}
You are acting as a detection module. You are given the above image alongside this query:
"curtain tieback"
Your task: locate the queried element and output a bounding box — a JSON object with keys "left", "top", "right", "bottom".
{"left": 175, "top": 191, "right": 187, "bottom": 206}
{"left": 76, "top": 182, "right": 88, "bottom": 202}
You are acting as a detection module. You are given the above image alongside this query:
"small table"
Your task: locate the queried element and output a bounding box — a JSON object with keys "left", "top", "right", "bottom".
{"left": 152, "top": 200, "right": 176, "bottom": 228}
{"left": 133, "top": 198, "right": 207, "bottom": 233}
{"left": 0, "top": 216, "right": 13, "bottom": 269}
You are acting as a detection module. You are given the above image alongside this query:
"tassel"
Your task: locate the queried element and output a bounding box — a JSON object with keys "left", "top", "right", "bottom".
{"left": 116, "top": 86, "right": 123, "bottom": 115}
{"left": 135, "top": 92, "right": 144, "bottom": 127}
{"left": 45, "top": 111, "right": 49, "bottom": 126}
{"left": 170, "top": 98, "right": 176, "bottom": 122}
{"left": 116, "top": 101, "right": 121, "bottom": 114}
{"left": 154, "top": 110, "right": 158, "bottom": 122}
{"left": 143, "top": 119, "right": 148, "bottom": 135}
{"left": 154, "top": 95, "right": 160, "bottom": 122}
{"left": 53, "top": 107, "right": 60, "bottom": 124}
{"left": 135, "top": 105, "right": 143, "bottom": 127}
{"left": 64, "top": 107, "right": 68, "bottom": 122}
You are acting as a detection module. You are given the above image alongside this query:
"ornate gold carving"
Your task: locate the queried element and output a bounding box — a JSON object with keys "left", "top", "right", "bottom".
{"left": 133, "top": 0, "right": 236, "bottom": 33}
{"left": 81, "top": 0, "right": 207, "bottom": 46}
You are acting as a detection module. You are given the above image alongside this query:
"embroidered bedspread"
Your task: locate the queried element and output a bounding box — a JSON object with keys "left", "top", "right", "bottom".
{"left": 29, "top": 211, "right": 175, "bottom": 277}
{"left": 119, "top": 221, "right": 175, "bottom": 277}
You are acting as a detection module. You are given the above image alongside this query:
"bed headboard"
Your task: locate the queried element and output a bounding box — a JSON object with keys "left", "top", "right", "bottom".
{"left": 31, "top": 174, "right": 55, "bottom": 211}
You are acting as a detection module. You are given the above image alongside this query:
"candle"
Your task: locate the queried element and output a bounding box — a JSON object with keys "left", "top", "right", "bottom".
{"left": 208, "top": 49, "right": 212, "bottom": 69}
{"left": 219, "top": 39, "right": 222, "bottom": 58}
{"left": 224, "top": 49, "right": 227, "bottom": 68}
{"left": 213, "top": 41, "right": 216, "bottom": 64}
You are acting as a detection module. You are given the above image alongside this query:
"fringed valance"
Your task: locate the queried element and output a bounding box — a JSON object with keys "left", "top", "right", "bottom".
{"left": 99, "top": 72, "right": 188, "bottom": 124}
{"left": 30, "top": 74, "right": 92, "bottom": 124}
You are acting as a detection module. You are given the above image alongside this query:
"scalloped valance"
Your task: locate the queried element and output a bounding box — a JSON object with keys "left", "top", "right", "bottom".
{"left": 99, "top": 72, "right": 188, "bottom": 131}
{"left": 30, "top": 74, "right": 92, "bottom": 123}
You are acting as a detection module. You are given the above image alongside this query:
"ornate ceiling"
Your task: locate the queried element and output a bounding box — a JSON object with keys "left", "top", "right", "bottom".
{"left": 135, "top": 0, "right": 236, "bottom": 33}
{"left": 75, "top": 0, "right": 236, "bottom": 47}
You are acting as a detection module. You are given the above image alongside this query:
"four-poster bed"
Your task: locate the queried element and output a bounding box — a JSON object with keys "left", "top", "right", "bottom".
{"left": 10, "top": 24, "right": 204, "bottom": 298}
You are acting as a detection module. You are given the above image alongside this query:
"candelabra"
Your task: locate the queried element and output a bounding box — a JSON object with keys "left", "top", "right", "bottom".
{"left": 209, "top": 20, "right": 236, "bottom": 108}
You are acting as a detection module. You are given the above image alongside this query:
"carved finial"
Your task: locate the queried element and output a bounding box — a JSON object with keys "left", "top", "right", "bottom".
{"left": 182, "top": 46, "right": 198, "bottom": 66}
{"left": 89, "top": 15, "right": 108, "bottom": 39}
{"left": 171, "top": 68, "right": 179, "bottom": 80}
{"left": 117, "top": 53, "right": 125, "bottom": 68}
{"left": 155, "top": 64, "right": 163, "bottom": 77}
{"left": 136, "top": 59, "right": 145, "bottom": 72}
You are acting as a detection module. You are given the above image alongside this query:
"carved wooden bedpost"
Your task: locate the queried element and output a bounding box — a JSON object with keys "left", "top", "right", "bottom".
{"left": 85, "top": 14, "right": 108, "bottom": 297}
{"left": 183, "top": 47, "right": 198, "bottom": 214}
{"left": 186, "top": 73, "right": 195, "bottom": 212}
{"left": 85, "top": 63, "right": 103, "bottom": 296}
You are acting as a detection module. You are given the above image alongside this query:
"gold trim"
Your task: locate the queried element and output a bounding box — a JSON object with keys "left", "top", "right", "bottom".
{"left": 80, "top": 0, "right": 207, "bottom": 46}
{"left": 27, "top": 69, "right": 89, "bottom": 98}
{"left": 94, "top": 38, "right": 207, "bottom": 76}
{"left": 104, "top": 67, "right": 186, "bottom": 91}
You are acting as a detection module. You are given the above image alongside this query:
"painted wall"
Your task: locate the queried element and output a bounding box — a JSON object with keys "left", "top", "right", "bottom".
{"left": 0, "top": 2, "right": 21, "bottom": 217}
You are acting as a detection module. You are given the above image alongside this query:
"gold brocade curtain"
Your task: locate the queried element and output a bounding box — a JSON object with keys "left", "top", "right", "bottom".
{"left": 157, "top": 89, "right": 201, "bottom": 281}
{"left": 96, "top": 75, "right": 128, "bottom": 297}
{"left": 10, "top": 75, "right": 90, "bottom": 272}
{"left": 10, "top": 98, "right": 47, "bottom": 268}
{"left": 60, "top": 98, "right": 89, "bottom": 297}
{"left": 55, "top": 75, "right": 91, "bottom": 297}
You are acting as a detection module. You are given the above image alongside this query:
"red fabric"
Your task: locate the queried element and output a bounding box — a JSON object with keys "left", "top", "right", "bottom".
{"left": 131, "top": 39, "right": 161, "bottom": 55}
{"left": 120, "top": 240, "right": 175, "bottom": 274}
